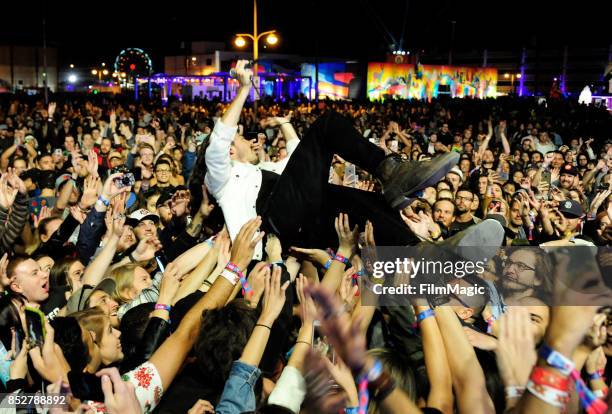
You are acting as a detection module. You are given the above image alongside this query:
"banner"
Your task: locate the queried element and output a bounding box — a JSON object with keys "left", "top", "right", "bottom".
{"left": 367, "top": 62, "right": 497, "bottom": 101}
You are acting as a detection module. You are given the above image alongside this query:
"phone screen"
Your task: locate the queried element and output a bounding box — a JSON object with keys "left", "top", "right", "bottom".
{"left": 25, "top": 307, "right": 46, "bottom": 348}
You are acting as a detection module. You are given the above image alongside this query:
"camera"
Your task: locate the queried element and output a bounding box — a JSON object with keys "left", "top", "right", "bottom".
{"left": 110, "top": 165, "right": 135, "bottom": 189}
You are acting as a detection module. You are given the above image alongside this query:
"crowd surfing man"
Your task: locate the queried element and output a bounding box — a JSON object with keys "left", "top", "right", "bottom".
{"left": 0, "top": 67, "right": 610, "bottom": 414}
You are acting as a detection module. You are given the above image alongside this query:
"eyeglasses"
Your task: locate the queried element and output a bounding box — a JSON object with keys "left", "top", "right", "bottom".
{"left": 505, "top": 259, "right": 535, "bottom": 273}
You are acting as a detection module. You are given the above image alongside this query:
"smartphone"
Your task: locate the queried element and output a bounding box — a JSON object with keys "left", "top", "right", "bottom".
{"left": 25, "top": 307, "right": 46, "bottom": 348}
{"left": 542, "top": 169, "right": 552, "bottom": 186}
{"left": 312, "top": 320, "right": 335, "bottom": 364}
{"left": 0, "top": 341, "right": 10, "bottom": 385}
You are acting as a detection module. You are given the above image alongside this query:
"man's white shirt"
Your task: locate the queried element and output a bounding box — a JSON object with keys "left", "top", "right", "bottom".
{"left": 204, "top": 120, "right": 298, "bottom": 259}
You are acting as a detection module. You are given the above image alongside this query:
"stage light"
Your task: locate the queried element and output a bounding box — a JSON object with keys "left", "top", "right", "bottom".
{"left": 112, "top": 72, "right": 118, "bottom": 78}
{"left": 91, "top": 69, "right": 98, "bottom": 75}
{"left": 553, "top": 77, "right": 558, "bottom": 81}
{"left": 392, "top": 51, "right": 397, "bottom": 55}
{"left": 235, "top": 36, "right": 246, "bottom": 47}
{"left": 516, "top": 73, "right": 522, "bottom": 79}
{"left": 68, "top": 74, "right": 77, "bottom": 83}
{"left": 69, "top": 64, "right": 74, "bottom": 69}
{"left": 120, "top": 72, "right": 127, "bottom": 78}
{"left": 266, "top": 33, "right": 278, "bottom": 45}
{"left": 504, "top": 73, "right": 510, "bottom": 79}
{"left": 102, "top": 69, "right": 109, "bottom": 75}
{"left": 101, "top": 62, "right": 106, "bottom": 67}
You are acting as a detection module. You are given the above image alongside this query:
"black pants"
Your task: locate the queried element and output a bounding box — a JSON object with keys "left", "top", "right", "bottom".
{"left": 257, "top": 112, "right": 419, "bottom": 248}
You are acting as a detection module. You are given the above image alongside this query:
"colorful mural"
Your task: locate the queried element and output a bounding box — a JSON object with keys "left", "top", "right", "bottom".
{"left": 301, "top": 63, "right": 353, "bottom": 100}
{"left": 367, "top": 62, "right": 498, "bottom": 101}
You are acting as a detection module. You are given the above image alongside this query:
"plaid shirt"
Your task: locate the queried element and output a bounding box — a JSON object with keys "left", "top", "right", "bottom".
{"left": 117, "top": 271, "right": 163, "bottom": 320}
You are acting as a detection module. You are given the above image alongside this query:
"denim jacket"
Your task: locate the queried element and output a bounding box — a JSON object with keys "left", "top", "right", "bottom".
{"left": 216, "top": 361, "right": 261, "bottom": 414}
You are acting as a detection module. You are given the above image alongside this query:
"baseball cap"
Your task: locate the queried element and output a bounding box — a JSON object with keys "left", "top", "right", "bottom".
{"left": 54, "top": 173, "right": 74, "bottom": 191}
{"left": 66, "top": 278, "right": 116, "bottom": 314}
{"left": 557, "top": 199, "right": 583, "bottom": 218}
{"left": 126, "top": 208, "right": 160, "bottom": 227}
{"left": 156, "top": 190, "right": 173, "bottom": 208}
{"left": 447, "top": 166, "right": 464, "bottom": 181}
{"left": 560, "top": 164, "right": 578, "bottom": 176}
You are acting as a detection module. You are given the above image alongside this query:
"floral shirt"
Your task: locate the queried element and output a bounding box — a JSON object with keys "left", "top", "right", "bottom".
{"left": 85, "top": 362, "right": 163, "bottom": 413}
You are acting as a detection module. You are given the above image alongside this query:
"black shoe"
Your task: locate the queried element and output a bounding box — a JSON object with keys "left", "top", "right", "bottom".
{"left": 376, "top": 152, "right": 460, "bottom": 210}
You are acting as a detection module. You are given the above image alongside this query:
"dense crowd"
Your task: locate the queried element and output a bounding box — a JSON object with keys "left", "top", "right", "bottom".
{"left": 0, "top": 60, "right": 611, "bottom": 414}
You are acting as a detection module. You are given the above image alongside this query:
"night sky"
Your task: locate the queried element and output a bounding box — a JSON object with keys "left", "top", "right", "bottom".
{"left": 2, "top": 0, "right": 610, "bottom": 71}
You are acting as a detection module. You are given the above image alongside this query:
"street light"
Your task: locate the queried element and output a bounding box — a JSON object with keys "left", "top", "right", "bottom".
{"left": 233, "top": 0, "right": 279, "bottom": 115}
{"left": 266, "top": 33, "right": 278, "bottom": 45}
{"left": 235, "top": 36, "right": 246, "bottom": 48}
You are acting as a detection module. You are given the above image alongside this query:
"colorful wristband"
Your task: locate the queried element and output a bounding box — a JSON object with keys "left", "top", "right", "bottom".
{"left": 539, "top": 344, "right": 575, "bottom": 376}
{"left": 323, "top": 258, "right": 332, "bottom": 270}
{"left": 530, "top": 367, "right": 570, "bottom": 391}
{"left": 225, "top": 262, "right": 252, "bottom": 297}
{"left": 334, "top": 254, "right": 350, "bottom": 265}
{"left": 416, "top": 309, "right": 435, "bottom": 323}
{"left": 97, "top": 196, "right": 110, "bottom": 207}
{"left": 154, "top": 304, "right": 171, "bottom": 312}
{"left": 589, "top": 371, "right": 604, "bottom": 381}
{"left": 526, "top": 380, "right": 570, "bottom": 408}
{"left": 344, "top": 408, "right": 358, "bottom": 414}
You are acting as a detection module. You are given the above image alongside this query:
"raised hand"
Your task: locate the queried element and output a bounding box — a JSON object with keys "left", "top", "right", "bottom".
{"left": 296, "top": 274, "right": 317, "bottom": 324}
{"left": 28, "top": 320, "right": 70, "bottom": 383}
{"left": 246, "top": 262, "right": 270, "bottom": 308}
{"left": 495, "top": 307, "right": 536, "bottom": 387}
{"left": 307, "top": 285, "right": 367, "bottom": 375}
{"left": 335, "top": 213, "right": 358, "bottom": 255}
{"left": 234, "top": 59, "right": 253, "bottom": 89}
{"left": 0, "top": 174, "right": 18, "bottom": 209}
{"left": 265, "top": 234, "right": 282, "bottom": 263}
{"left": 0, "top": 253, "right": 8, "bottom": 285}
{"left": 80, "top": 175, "right": 101, "bottom": 210}
{"left": 131, "top": 236, "right": 162, "bottom": 262}
{"left": 230, "top": 217, "right": 265, "bottom": 270}
{"left": 5, "top": 168, "right": 26, "bottom": 195}
{"left": 187, "top": 399, "right": 215, "bottom": 414}
{"left": 259, "top": 265, "right": 290, "bottom": 326}
{"left": 198, "top": 185, "right": 214, "bottom": 218}
{"left": 87, "top": 149, "right": 99, "bottom": 178}
{"left": 96, "top": 367, "right": 142, "bottom": 414}
{"left": 289, "top": 247, "right": 332, "bottom": 267}
{"left": 111, "top": 212, "right": 126, "bottom": 238}
{"left": 69, "top": 206, "right": 87, "bottom": 224}
{"left": 158, "top": 262, "right": 183, "bottom": 304}
{"left": 33, "top": 206, "right": 52, "bottom": 228}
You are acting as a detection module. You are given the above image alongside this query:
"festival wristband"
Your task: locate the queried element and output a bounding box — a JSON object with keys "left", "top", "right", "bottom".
{"left": 530, "top": 367, "right": 570, "bottom": 391}
{"left": 344, "top": 408, "right": 358, "bottom": 414}
{"left": 154, "top": 304, "right": 171, "bottom": 312}
{"left": 221, "top": 268, "right": 240, "bottom": 286}
{"left": 334, "top": 254, "right": 350, "bottom": 265}
{"left": 225, "top": 262, "right": 253, "bottom": 297}
{"left": 526, "top": 380, "right": 570, "bottom": 408}
{"left": 97, "top": 196, "right": 110, "bottom": 207}
{"left": 505, "top": 386, "right": 525, "bottom": 400}
{"left": 539, "top": 344, "right": 575, "bottom": 376}
{"left": 589, "top": 371, "right": 604, "bottom": 381}
{"left": 416, "top": 309, "right": 435, "bottom": 324}
{"left": 323, "top": 258, "right": 332, "bottom": 270}
{"left": 356, "top": 359, "right": 383, "bottom": 414}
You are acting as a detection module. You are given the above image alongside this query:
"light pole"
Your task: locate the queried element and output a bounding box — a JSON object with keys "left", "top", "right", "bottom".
{"left": 234, "top": 0, "right": 279, "bottom": 113}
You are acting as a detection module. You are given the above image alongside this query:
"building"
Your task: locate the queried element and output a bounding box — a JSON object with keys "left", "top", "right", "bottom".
{"left": 419, "top": 46, "right": 612, "bottom": 97}
{"left": 0, "top": 45, "right": 58, "bottom": 92}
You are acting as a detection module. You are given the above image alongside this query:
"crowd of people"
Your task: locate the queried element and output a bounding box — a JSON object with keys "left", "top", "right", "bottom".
{"left": 0, "top": 59, "right": 611, "bottom": 414}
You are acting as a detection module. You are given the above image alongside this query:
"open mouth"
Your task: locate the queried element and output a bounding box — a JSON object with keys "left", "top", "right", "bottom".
{"left": 42, "top": 280, "right": 49, "bottom": 292}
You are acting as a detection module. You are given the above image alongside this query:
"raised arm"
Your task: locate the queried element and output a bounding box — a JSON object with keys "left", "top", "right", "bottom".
{"left": 415, "top": 305, "right": 453, "bottom": 414}
{"left": 434, "top": 305, "right": 495, "bottom": 414}
{"left": 148, "top": 217, "right": 265, "bottom": 390}
{"left": 204, "top": 61, "right": 252, "bottom": 197}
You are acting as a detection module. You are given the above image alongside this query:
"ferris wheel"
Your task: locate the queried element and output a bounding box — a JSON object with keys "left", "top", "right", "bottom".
{"left": 114, "top": 48, "right": 153, "bottom": 83}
